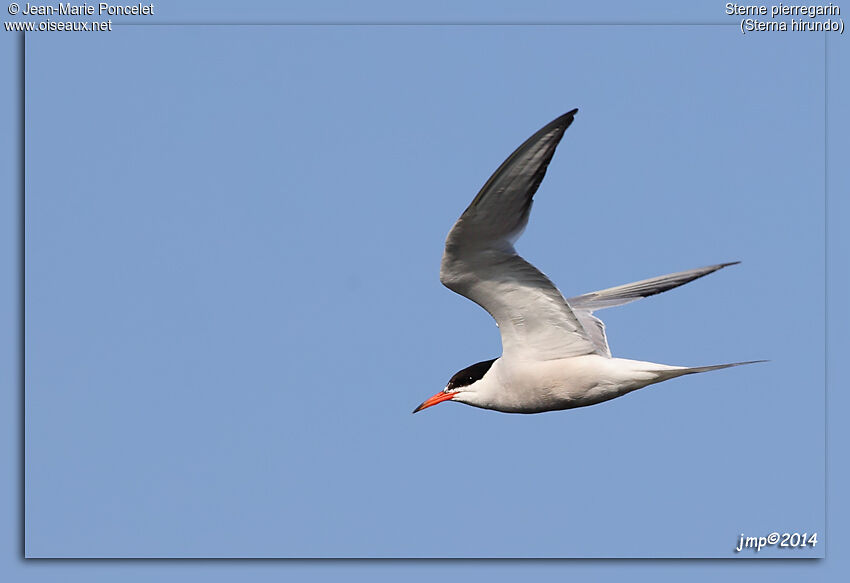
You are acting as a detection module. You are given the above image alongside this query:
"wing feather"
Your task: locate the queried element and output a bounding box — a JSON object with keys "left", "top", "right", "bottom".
{"left": 568, "top": 263, "right": 739, "bottom": 311}
{"left": 440, "top": 111, "right": 598, "bottom": 361}
{"left": 567, "top": 263, "right": 740, "bottom": 355}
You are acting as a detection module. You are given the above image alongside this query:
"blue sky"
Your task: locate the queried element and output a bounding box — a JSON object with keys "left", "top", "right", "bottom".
{"left": 2, "top": 0, "right": 849, "bottom": 580}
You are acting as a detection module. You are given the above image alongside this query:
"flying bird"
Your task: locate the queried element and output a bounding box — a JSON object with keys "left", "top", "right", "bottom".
{"left": 414, "top": 109, "right": 762, "bottom": 414}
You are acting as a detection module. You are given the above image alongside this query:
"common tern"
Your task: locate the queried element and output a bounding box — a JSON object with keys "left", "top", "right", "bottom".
{"left": 414, "top": 109, "right": 762, "bottom": 414}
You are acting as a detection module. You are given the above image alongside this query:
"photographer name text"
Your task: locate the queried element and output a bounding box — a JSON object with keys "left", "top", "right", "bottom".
{"left": 18, "top": 2, "right": 153, "bottom": 16}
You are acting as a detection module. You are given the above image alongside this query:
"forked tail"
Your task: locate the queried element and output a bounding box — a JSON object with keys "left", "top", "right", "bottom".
{"left": 655, "top": 360, "right": 768, "bottom": 382}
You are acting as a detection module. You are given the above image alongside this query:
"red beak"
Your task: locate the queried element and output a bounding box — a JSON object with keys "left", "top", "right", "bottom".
{"left": 412, "top": 391, "right": 455, "bottom": 413}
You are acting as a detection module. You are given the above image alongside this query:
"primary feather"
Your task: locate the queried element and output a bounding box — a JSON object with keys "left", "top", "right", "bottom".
{"left": 440, "top": 109, "right": 598, "bottom": 361}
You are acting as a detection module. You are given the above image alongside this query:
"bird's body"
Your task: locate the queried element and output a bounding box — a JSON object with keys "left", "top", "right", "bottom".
{"left": 447, "top": 355, "right": 645, "bottom": 414}
{"left": 413, "top": 109, "right": 762, "bottom": 415}
{"left": 444, "top": 355, "right": 743, "bottom": 414}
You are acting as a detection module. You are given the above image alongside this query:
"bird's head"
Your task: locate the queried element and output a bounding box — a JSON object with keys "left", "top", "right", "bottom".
{"left": 412, "top": 358, "right": 496, "bottom": 413}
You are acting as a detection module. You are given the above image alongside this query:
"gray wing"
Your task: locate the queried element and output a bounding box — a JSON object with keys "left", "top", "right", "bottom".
{"left": 568, "top": 262, "right": 740, "bottom": 357}
{"left": 440, "top": 110, "right": 599, "bottom": 361}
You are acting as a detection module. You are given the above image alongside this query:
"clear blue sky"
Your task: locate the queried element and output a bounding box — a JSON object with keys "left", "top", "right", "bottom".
{"left": 2, "top": 0, "right": 849, "bottom": 580}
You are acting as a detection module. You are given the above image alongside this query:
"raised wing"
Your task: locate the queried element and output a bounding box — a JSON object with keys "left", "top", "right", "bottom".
{"left": 440, "top": 110, "right": 599, "bottom": 361}
{"left": 568, "top": 262, "right": 740, "bottom": 356}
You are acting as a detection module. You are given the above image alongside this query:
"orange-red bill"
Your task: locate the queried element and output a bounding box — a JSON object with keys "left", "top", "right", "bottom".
{"left": 412, "top": 391, "right": 455, "bottom": 413}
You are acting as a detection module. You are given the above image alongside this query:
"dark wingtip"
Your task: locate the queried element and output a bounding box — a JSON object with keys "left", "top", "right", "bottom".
{"left": 559, "top": 108, "right": 578, "bottom": 125}
{"left": 703, "top": 261, "right": 740, "bottom": 275}
{"left": 543, "top": 109, "right": 578, "bottom": 132}
{"left": 537, "top": 109, "right": 578, "bottom": 139}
